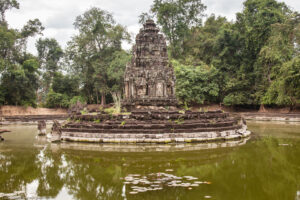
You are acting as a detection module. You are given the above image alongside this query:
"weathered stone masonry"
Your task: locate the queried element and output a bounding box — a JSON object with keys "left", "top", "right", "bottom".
{"left": 123, "top": 20, "right": 177, "bottom": 109}
{"left": 50, "top": 20, "right": 251, "bottom": 144}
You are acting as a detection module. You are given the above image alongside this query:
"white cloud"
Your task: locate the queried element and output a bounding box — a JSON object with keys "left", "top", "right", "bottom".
{"left": 5, "top": 0, "right": 300, "bottom": 55}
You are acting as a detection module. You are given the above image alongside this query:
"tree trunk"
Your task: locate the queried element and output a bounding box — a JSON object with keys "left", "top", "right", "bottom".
{"left": 96, "top": 91, "right": 99, "bottom": 105}
{"left": 101, "top": 93, "right": 106, "bottom": 106}
{"left": 111, "top": 91, "right": 122, "bottom": 114}
{"left": 259, "top": 104, "right": 266, "bottom": 113}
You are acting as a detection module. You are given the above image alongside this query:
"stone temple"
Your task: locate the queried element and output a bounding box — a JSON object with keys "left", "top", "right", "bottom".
{"left": 123, "top": 20, "right": 177, "bottom": 110}
{"left": 49, "top": 20, "right": 251, "bottom": 144}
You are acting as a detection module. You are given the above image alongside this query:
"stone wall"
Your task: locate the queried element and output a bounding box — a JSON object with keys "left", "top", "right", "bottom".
{"left": 56, "top": 110, "right": 250, "bottom": 143}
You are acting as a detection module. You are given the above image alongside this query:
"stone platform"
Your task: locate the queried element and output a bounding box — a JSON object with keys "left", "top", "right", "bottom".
{"left": 49, "top": 20, "right": 251, "bottom": 144}
{"left": 52, "top": 110, "right": 250, "bottom": 143}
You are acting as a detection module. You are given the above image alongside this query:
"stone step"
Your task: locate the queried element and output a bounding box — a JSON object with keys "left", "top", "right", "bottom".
{"left": 61, "top": 125, "right": 241, "bottom": 134}
{"left": 64, "top": 121, "right": 236, "bottom": 129}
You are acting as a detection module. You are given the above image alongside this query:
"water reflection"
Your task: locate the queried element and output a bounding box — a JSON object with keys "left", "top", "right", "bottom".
{"left": 0, "top": 123, "right": 299, "bottom": 200}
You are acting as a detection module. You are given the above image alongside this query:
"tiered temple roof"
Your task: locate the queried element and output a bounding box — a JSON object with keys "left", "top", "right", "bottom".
{"left": 123, "top": 20, "right": 177, "bottom": 109}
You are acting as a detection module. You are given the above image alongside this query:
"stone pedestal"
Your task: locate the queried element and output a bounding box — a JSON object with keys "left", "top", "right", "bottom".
{"left": 51, "top": 120, "right": 61, "bottom": 142}
{"left": 37, "top": 120, "right": 46, "bottom": 136}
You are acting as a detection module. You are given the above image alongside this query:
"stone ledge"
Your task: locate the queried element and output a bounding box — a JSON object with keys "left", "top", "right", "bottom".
{"left": 59, "top": 128, "right": 250, "bottom": 144}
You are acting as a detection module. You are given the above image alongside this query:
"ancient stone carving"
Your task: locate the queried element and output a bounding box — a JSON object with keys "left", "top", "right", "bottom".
{"left": 123, "top": 20, "right": 177, "bottom": 109}
{"left": 37, "top": 120, "right": 46, "bottom": 136}
{"left": 51, "top": 120, "right": 62, "bottom": 142}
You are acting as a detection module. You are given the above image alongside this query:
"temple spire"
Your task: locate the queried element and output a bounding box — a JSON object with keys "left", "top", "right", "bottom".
{"left": 123, "top": 20, "right": 177, "bottom": 110}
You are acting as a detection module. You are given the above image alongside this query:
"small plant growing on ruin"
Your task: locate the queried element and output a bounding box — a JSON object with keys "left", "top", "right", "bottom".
{"left": 104, "top": 107, "right": 117, "bottom": 115}
{"left": 94, "top": 119, "right": 101, "bottom": 123}
{"left": 121, "top": 121, "right": 126, "bottom": 126}
{"left": 80, "top": 110, "right": 88, "bottom": 115}
{"left": 175, "top": 118, "right": 184, "bottom": 125}
{"left": 183, "top": 102, "right": 190, "bottom": 111}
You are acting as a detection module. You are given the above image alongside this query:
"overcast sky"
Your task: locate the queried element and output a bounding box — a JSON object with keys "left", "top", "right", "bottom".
{"left": 5, "top": 0, "right": 300, "bottom": 54}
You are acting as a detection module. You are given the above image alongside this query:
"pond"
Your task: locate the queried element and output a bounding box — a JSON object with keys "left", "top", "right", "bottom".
{"left": 0, "top": 121, "right": 300, "bottom": 200}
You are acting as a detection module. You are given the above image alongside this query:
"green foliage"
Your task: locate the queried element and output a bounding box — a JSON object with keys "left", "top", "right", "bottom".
{"left": 149, "top": 0, "right": 206, "bottom": 57}
{"left": 170, "top": 0, "right": 299, "bottom": 107}
{"left": 52, "top": 72, "right": 80, "bottom": 98}
{"left": 36, "top": 38, "right": 64, "bottom": 104}
{"left": 104, "top": 107, "right": 118, "bottom": 115}
{"left": 21, "top": 19, "right": 44, "bottom": 38}
{"left": 107, "top": 50, "right": 131, "bottom": 93}
{"left": 174, "top": 118, "right": 184, "bottom": 125}
{"left": 94, "top": 119, "right": 101, "bottom": 123}
{"left": 262, "top": 56, "right": 300, "bottom": 106}
{"left": 1, "top": 57, "right": 39, "bottom": 107}
{"left": 173, "top": 60, "right": 219, "bottom": 105}
{"left": 0, "top": 0, "right": 19, "bottom": 23}
{"left": 69, "top": 96, "right": 86, "bottom": 106}
{"left": 120, "top": 121, "right": 126, "bottom": 126}
{"left": 0, "top": 0, "right": 300, "bottom": 109}
{"left": 66, "top": 7, "right": 130, "bottom": 105}
{"left": 80, "top": 110, "right": 88, "bottom": 115}
{"left": 45, "top": 90, "right": 69, "bottom": 108}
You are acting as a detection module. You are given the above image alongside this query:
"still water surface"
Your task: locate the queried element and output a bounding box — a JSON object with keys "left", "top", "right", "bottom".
{"left": 0, "top": 121, "right": 300, "bottom": 200}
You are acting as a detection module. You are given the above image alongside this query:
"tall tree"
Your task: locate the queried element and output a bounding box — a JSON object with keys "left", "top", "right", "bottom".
{"left": 36, "top": 38, "right": 63, "bottom": 103}
{"left": 148, "top": 0, "right": 206, "bottom": 57}
{"left": 107, "top": 50, "right": 131, "bottom": 112}
{"left": 0, "top": 0, "right": 44, "bottom": 107}
{"left": 66, "top": 7, "right": 130, "bottom": 105}
{"left": 0, "top": 0, "right": 19, "bottom": 24}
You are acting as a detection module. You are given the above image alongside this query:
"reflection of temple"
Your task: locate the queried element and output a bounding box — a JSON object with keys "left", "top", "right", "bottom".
{"left": 123, "top": 20, "right": 177, "bottom": 109}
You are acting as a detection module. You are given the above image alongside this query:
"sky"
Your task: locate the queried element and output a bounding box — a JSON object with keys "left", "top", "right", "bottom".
{"left": 5, "top": 0, "right": 300, "bottom": 54}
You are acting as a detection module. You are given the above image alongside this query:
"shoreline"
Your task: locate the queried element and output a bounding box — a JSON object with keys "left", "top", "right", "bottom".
{"left": 1, "top": 112, "right": 300, "bottom": 124}
{"left": 241, "top": 113, "right": 300, "bottom": 122}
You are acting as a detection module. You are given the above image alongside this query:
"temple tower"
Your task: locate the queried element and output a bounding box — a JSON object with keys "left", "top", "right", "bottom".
{"left": 123, "top": 20, "right": 177, "bottom": 109}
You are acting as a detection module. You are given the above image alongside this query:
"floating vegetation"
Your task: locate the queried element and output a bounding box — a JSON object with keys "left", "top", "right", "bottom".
{"left": 123, "top": 172, "right": 212, "bottom": 195}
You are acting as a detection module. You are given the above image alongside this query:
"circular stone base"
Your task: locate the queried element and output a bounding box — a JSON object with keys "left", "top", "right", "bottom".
{"left": 51, "top": 137, "right": 251, "bottom": 152}
{"left": 58, "top": 126, "right": 251, "bottom": 144}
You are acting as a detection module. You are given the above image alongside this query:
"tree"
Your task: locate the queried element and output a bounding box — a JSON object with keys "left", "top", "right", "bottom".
{"left": 0, "top": 0, "right": 44, "bottom": 107}
{"left": 181, "top": 15, "right": 229, "bottom": 64}
{"left": 149, "top": 0, "right": 206, "bottom": 57}
{"left": 173, "top": 60, "right": 219, "bottom": 105}
{"left": 138, "top": 12, "right": 154, "bottom": 25}
{"left": 219, "top": 0, "right": 291, "bottom": 106}
{"left": 107, "top": 50, "right": 131, "bottom": 112}
{"left": 66, "top": 7, "right": 130, "bottom": 105}
{"left": 255, "top": 12, "right": 300, "bottom": 102}
{"left": 1, "top": 57, "right": 40, "bottom": 106}
{"left": 36, "top": 38, "right": 63, "bottom": 103}
{"left": 0, "top": 0, "right": 19, "bottom": 24}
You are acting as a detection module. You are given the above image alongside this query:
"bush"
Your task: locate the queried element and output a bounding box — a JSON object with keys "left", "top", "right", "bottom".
{"left": 173, "top": 60, "right": 219, "bottom": 105}
{"left": 45, "top": 90, "right": 69, "bottom": 108}
{"left": 69, "top": 96, "right": 86, "bottom": 106}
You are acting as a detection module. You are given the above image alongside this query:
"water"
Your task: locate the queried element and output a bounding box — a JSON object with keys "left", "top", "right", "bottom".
{"left": 0, "top": 121, "right": 300, "bottom": 200}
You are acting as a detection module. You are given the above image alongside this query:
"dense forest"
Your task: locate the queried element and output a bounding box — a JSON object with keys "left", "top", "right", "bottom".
{"left": 0, "top": 0, "right": 299, "bottom": 109}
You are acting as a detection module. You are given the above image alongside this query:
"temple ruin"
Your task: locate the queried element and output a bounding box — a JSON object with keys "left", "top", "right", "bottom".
{"left": 123, "top": 20, "right": 177, "bottom": 110}
{"left": 49, "top": 20, "right": 251, "bottom": 144}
